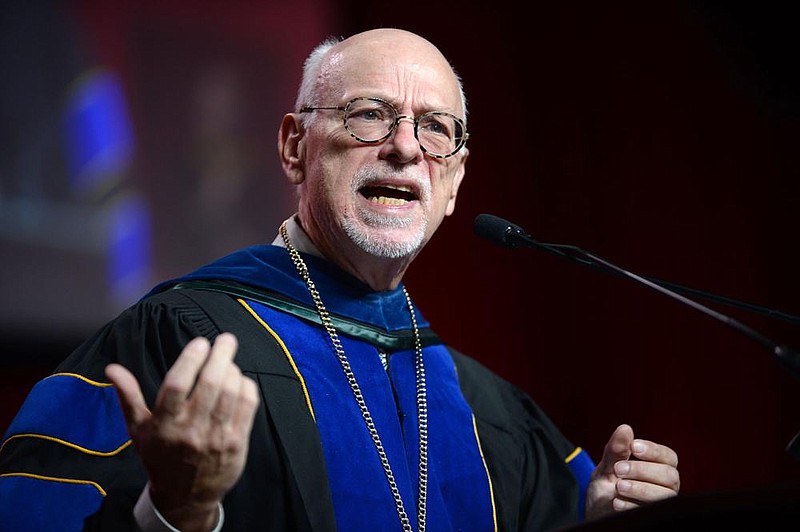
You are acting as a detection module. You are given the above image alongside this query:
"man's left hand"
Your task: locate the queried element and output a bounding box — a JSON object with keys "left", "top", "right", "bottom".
{"left": 584, "top": 423, "right": 680, "bottom": 520}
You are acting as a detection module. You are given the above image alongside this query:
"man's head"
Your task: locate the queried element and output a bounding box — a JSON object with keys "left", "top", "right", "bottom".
{"left": 278, "top": 28, "right": 469, "bottom": 289}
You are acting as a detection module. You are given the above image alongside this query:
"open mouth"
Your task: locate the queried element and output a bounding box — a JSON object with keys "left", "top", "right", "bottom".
{"left": 359, "top": 184, "right": 417, "bottom": 206}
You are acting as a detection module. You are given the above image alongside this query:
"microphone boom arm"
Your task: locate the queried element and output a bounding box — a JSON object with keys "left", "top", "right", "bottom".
{"left": 508, "top": 230, "right": 800, "bottom": 380}
{"left": 475, "top": 213, "right": 800, "bottom": 461}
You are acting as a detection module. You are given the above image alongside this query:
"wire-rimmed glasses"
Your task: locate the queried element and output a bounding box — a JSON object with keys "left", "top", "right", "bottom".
{"left": 300, "top": 97, "right": 469, "bottom": 159}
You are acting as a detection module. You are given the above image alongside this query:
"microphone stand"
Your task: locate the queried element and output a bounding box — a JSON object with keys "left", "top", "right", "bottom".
{"left": 484, "top": 217, "right": 800, "bottom": 462}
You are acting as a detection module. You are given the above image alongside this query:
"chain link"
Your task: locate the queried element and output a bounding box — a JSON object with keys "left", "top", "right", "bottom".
{"left": 281, "top": 222, "right": 427, "bottom": 532}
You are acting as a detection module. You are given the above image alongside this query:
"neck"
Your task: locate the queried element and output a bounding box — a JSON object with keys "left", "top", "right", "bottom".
{"left": 336, "top": 253, "right": 413, "bottom": 292}
{"left": 316, "top": 237, "right": 417, "bottom": 292}
{"left": 292, "top": 214, "right": 418, "bottom": 292}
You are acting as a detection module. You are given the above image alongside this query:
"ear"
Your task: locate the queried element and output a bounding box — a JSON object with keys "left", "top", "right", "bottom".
{"left": 444, "top": 148, "right": 468, "bottom": 216}
{"left": 278, "top": 113, "right": 306, "bottom": 184}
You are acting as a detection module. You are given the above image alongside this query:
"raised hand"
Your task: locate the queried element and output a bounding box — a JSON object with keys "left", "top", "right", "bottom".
{"left": 105, "top": 333, "right": 260, "bottom": 531}
{"left": 585, "top": 424, "right": 680, "bottom": 520}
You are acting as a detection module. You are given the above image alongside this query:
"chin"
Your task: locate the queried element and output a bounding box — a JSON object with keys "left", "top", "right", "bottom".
{"left": 344, "top": 223, "right": 426, "bottom": 259}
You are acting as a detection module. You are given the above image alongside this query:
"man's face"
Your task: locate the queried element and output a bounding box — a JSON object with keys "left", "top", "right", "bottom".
{"left": 294, "top": 32, "right": 468, "bottom": 261}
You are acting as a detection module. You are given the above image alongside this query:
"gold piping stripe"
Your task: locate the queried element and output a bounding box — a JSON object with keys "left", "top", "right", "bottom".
{"left": 237, "top": 299, "right": 316, "bottom": 421}
{"left": 472, "top": 415, "right": 498, "bottom": 532}
{"left": 0, "top": 472, "right": 107, "bottom": 496}
{"left": 46, "top": 373, "right": 114, "bottom": 387}
{"left": 0, "top": 433, "right": 132, "bottom": 457}
{"left": 565, "top": 446, "right": 583, "bottom": 463}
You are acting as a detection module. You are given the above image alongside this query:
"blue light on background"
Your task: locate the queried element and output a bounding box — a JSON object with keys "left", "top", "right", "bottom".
{"left": 62, "top": 67, "right": 153, "bottom": 306}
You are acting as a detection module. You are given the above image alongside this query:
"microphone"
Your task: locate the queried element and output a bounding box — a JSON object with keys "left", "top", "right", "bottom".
{"left": 474, "top": 212, "right": 800, "bottom": 462}
{"left": 473, "top": 213, "right": 528, "bottom": 248}
{"left": 474, "top": 213, "right": 611, "bottom": 269}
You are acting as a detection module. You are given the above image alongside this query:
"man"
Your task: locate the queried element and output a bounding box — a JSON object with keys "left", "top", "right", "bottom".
{"left": 0, "top": 28, "right": 679, "bottom": 531}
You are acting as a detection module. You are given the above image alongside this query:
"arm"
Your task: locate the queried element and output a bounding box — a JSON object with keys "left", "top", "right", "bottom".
{"left": 584, "top": 424, "right": 680, "bottom": 520}
{"left": 0, "top": 290, "right": 262, "bottom": 531}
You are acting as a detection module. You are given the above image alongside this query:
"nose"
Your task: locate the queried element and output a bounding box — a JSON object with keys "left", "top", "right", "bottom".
{"left": 379, "top": 115, "right": 423, "bottom": 163}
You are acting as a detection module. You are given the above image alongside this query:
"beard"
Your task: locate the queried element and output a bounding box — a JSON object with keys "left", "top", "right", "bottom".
{"left": 341, "top": 165, "right": 431, "bottom": 259}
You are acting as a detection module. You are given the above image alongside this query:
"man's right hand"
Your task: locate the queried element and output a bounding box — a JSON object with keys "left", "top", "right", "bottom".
{"left": 105, "top": 333, "right": 260, "bottom": 532}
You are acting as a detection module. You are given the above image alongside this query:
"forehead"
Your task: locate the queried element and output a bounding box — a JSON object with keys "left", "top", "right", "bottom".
{"left": 318, "top": 36, "right": 462, "bottom": 113}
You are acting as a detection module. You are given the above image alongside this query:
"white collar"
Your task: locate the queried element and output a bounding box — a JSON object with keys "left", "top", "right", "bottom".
{"left": 271, "top": 214, "right": 324, "bottom": 258}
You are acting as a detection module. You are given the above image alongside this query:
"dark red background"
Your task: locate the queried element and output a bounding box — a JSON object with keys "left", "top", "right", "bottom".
{"left": 3, "top": 1, "right": 799, "bottom": 500}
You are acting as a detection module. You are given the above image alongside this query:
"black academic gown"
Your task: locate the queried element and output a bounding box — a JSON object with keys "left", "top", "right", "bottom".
{"left": 0, "top": 249, "right": 586, "bottom": 531}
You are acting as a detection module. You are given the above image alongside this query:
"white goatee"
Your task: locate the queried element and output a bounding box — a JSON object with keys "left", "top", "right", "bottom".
{"left": 342, "top": 166, "right": 431, "bottom": 258}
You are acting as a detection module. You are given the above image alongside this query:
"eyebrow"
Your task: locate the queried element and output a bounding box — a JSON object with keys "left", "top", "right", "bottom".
{"left": 359, "top": 95, "right": 460, "bottom": 116}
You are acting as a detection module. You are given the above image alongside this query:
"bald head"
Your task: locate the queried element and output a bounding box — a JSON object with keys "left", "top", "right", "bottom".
{"left": 295, "top": 29, "right": 467, "bottom": 120}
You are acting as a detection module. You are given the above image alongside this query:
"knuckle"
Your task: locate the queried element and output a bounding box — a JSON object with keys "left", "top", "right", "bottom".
{"left": 211, "top": 397, "right": 235, "bottom": 422}
{"left": 241, "top": 379, "right": 260, "bottom": 405}
{"left": 160, "top": 378, "right": 187, "bottom": 396}
{"left": 242, "top": 386, "right": 260, "bottom": 406}
{"left": 225, "top": 373, "right": 242, "bottom": 395}
{"left": 224, "top": 433, "right": 245, "bottom": 454}
{"left": 180, "top": 429, "right": 207, "bottom": 454}
{"left": 196, "top": 374, "right": 219, "bottom": 392}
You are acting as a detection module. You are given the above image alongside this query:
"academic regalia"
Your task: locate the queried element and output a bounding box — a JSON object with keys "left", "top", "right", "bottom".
{"left": 0, "top": 244, "right": 593, "bottom": 531}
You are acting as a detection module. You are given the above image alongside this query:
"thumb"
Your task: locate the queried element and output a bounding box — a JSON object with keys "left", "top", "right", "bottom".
{"left": 105, "top": 363, "right": 151, "bottom": 435}
{"left": 595, "top": 423, "right": 634, "bottom": 476}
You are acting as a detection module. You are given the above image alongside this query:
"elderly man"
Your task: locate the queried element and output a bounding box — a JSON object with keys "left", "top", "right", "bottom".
{"left": 0, "top": 28, "right": 679, "bottom": 531}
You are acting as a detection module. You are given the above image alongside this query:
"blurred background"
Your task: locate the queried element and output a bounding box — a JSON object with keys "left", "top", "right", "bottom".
{"left": 2, "top": 0, "right": 799, "bottom": 501}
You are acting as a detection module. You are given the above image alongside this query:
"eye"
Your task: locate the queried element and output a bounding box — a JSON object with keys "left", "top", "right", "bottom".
{"left": 419, "top": 113, "right": 453, "bottom": 138}
{"left": 347, "top": 100, "right": 393, "bottom": 122}
{"left": 360, "top": 109, "right": 383, "bottom": 121}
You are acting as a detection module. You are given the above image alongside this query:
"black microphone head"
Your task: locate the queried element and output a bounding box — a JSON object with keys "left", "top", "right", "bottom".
{"left": 474, "top": 213, "right": 525, "bottom": 248}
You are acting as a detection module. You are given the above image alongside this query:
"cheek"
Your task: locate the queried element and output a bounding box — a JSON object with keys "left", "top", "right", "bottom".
{"left": 430, "top": 170, "right": 459, "bottom": 209}
{"left": 307, "top": 154, "right": 355, "bottom": 212}
{"left": 423, "top": 186, "right": 453, "bottom": 233}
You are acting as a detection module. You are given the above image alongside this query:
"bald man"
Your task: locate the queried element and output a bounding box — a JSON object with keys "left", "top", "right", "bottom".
{"left": 0, "top": 29, "right": 678, "bottom": 532}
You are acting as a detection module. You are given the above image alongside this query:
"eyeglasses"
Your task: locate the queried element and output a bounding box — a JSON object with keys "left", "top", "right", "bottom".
{"left": 299, "top": 97, "right": 469, "bottom": 159}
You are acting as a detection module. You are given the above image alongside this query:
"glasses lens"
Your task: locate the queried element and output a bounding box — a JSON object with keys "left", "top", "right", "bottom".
{"left": 417, "top": 112, "right": 466, "bottom": 157}
{"left": 344, "top": 98, "right": 396, "bottom": 142}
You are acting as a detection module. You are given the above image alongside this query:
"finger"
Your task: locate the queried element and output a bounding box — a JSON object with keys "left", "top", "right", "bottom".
{"left": 105, "top": 363, "right": 150, "bottom": 432}
{"left": 187, "top": 333, "right": 239, "bottom": 419}
{"left": 209, "top": 363, "right": 244, "bottom": 424}
{"left": 156, "top": 336, "right": 212, "bottom": 416}
{"left": 616, "top": 477, "right": 679, "bottom": 504}
{"left": 231, "top": 375, "right": 260, "bottom": 439}
{"left": 596, "top": 424, "right": 634, "bottom": 475}
{"left": 631, "top": 439, "right": 679, "bottom": 468}
{"left": 612, "top": 498, "right": 640, "bottom": 512}
{"left": 614, "top": 460, "right": 681, "bottom": 491}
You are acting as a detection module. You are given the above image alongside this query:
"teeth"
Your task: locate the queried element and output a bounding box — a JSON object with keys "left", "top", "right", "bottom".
{"left": 369, "top": 196, "right": 408, "bottom": 205}
{"left": 362, "top": 183, "right": 415, "bottom": 206}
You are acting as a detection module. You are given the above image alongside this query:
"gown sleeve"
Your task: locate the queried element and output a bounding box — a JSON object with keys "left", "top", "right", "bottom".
{"left": 0, "top": 289, "right": 222, "bottom": 531}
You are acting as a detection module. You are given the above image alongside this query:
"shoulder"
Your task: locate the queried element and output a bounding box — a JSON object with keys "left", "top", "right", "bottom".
{"left": 52, "top": 288, "right": 241, "bottom": 383}
{"left": 116, "top": 287, "right": 248, "bottom": 339}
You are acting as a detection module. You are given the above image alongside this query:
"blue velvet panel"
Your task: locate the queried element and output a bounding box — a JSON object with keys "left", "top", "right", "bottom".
{"left": 566, "top": 448, "right": 595, "bottom": 521}
{"left": 3, "top": 374, "right": 129, "bottom": 453}
{"left": 0, "top": 474, "right": 105, "bottom": 531}
{"left": 247, "top": 300, "right": 495, "bottom": 532}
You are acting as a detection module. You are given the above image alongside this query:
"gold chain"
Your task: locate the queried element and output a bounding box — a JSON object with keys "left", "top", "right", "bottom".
{"left": 280, "top": 222, "right": 428, "bottom": 532}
